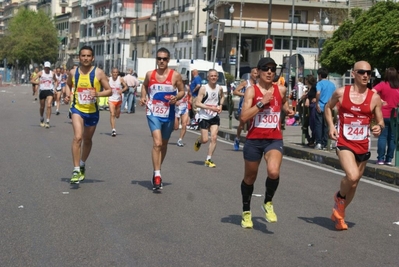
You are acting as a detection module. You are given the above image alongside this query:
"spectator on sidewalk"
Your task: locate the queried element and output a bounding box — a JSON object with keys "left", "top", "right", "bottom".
{"left": 122, "top": 69, "right": 139, "bottom": 113}
{"left": 303, "top": 74, "right": 317, "bottom": 147}
{"left": 190, "top": 69, "right": 202, "bottom": 115}
{"left": 315, "top": 67, "right": 336, "bottom": 150}
{"left": 372, "top": 67, "right": 399, "bottom": 166}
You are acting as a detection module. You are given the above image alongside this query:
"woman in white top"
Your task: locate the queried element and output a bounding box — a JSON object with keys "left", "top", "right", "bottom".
{"left": 108, "top": 68, "right": 128, "bottom": 136}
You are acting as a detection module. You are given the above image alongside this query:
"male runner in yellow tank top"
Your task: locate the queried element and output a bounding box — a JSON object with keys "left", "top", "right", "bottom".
{"left": 64, "top": 46, "right": 112, "bottom": 184}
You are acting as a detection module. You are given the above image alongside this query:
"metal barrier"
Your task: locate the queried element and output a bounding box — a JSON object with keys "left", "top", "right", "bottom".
{"left": 390, "top": 104, "right": 399, "bottom": 167}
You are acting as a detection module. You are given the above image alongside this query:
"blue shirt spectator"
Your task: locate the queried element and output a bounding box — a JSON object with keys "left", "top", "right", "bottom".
{"left": 190, "top": 69, "right": 202, "bottom": 97}
{"left": 316, "top": 79, "right": 336, "bottom": 112}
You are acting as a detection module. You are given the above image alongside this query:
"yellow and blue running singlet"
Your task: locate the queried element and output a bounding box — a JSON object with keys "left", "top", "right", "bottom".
{"left": 71, "top": 67, "right": 101, "bottom": 114}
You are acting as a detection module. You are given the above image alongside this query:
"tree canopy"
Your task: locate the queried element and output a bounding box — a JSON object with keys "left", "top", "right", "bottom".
{"left": 0, "top": 8, "right": 59, "bottom": 67}
{"left": 319, "top": 1, "right": 399, "bottom": 75}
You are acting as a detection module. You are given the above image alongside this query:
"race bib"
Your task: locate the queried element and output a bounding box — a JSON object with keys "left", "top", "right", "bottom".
{"left": 205, "top": 104, "right": 218, "bottom": 117}
{"left": 151, "top": 100, "right": 170, "bottom": 118}
{"left": 77, "top": 87, "right": 96, "bottom": 105}
{"left": 254, "top": 109, "right": 280, "bottom": 128}
{"left": 343, "top": 123, "right": 368, "bottom": 140}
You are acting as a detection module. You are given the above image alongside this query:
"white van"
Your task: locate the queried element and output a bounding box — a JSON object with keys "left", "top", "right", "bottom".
{"left": 176, "top": 59, "right": 228, "bottom": 108}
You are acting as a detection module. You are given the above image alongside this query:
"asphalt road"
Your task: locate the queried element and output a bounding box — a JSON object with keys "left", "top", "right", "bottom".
{"left": 1, "top": 85, "right": 398, "bottom": 267}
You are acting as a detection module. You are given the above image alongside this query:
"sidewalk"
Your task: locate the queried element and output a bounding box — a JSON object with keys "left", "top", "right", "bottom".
{"left": 216, "top": 113, "right": 399, "bottom": 186}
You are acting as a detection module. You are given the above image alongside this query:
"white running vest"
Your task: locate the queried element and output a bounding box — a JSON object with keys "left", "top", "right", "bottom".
{"left": 109, "top": 76, "right": 122, "bottom": 102}
{"left": 198, "top": 84, "right": 221, "bottom": 120}
{"left": 39, "top": 71, "right": 54, "bottom": 91}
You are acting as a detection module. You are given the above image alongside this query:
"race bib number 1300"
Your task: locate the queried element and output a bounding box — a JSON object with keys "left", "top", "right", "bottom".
{"left": 254, "top": 109, "right": 280, "bottom": 128}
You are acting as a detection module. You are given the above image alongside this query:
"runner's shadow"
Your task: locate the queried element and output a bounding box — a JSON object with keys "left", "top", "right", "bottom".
{"left": 131, "top": 180, "right": 171, "bottom": 191}
{"left": 297, "top": 216, "right": 355, "bottom": 231}
{"left": 221, "top": 214, "right": 273, "bottom": 234}
{"left": 187, "top": 160, "right": 206, "bottom": 166}
{"left": 60, "top": 177, "right": 104, "bottom": 186}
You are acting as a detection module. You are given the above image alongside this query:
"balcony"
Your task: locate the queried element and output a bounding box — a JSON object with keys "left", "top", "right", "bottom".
{"left": 171, "top": 9, "right": 179, "bottom": 17}
{"left": 184, "top": 31, "right": 193, "bottom": 40}
{"left": 220, "top": 19, "right": 338, "bottom": 37}
{"left": 148, "top": 37, "right": 156, "bottom": 44}
{"left": 59, "top": 0, "right": 68, "bottom": 7}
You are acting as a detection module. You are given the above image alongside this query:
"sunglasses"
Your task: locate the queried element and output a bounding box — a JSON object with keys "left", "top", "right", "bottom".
{"left": 260, "top": 66, "right": 277, "bottom": 72}
{"left": 355, "top": 69, "right": 371, "bottom": 76}
{"left": 157, "top": 57, "right": 169, "bottom": 61}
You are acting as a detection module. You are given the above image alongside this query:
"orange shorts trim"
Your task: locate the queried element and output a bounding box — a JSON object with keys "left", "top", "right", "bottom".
{"left": 109, "top": 100, "right": 122, "bottom": 107}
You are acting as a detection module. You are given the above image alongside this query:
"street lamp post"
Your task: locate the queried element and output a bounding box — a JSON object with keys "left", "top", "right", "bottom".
{"left": 120, "top": 17, "right": 126, "bottom": 72}
{"left": 235, "top": 0, "right": 243, "bottom": 81}
{"left": 288, "top": 0, "right": 295, "bottom": 98}
{"left": 103, "top": 8, "right": 110, "bottom": 73}
{"left": 86, "top": 15, "right": 92, "bottom": 45}
{"left": 267, "top": 0, "right": 272, "bottom": 57}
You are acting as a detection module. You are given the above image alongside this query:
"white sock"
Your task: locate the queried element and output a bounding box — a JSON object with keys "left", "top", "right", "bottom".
{"left": 206, "top": 156, "right": 211, "bottom": 161}
{"left": 73, "top": 167, "right": 80, "bottom": 172}
{"left": 46, "top": 119, "right": 49, "bottom": 123}
{"left": 154, "top": 170, "right": 161, "bottom": 176}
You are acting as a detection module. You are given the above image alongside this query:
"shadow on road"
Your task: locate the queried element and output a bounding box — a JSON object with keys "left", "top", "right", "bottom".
{"left": 221, "top": 214, "right": 274, "bottom": 234}
{"left": 297, "top": 216, "right": 355, "bottom": 231}
{"left": 187, "top": 160, "right": 207, "bottom": 166}
{"left": 131, "top": 180, "right": 171, "bottom": 191}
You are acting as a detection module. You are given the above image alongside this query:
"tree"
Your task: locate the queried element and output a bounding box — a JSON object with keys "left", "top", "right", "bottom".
{"left": 0, "top": 8, "right": 59, "bottom": 68}
{"left": 319, "top": 2, "right": 399, "bottom": 75}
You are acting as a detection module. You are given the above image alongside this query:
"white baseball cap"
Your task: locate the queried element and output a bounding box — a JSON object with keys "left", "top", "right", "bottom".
{"left": 44, "top": 61, "right": 51, "bottom": 68}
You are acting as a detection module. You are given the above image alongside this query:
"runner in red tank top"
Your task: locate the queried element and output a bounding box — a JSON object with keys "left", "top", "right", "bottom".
{"left": 238, "top": 57, "right": 295, "bottom": 229}
{"left": 140, "top": 47, "right": 185, "bottom": 191}
{"left": 325, "top": 60, "right": 384, "bottom": 231}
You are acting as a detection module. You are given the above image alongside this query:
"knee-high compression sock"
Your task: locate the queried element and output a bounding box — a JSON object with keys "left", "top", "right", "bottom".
{"left": 264, "top": 177, "right": 280, "bottom": 204}
{"left": 241, "top": 180, "right": 254, "bottom": 212}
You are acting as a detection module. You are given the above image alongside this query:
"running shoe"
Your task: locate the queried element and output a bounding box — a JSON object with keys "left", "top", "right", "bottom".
{"left": 376, "top": 160, "right": 384, "bottom": 165}
{"left": 56, "top": 110, "right": 60, "bottom": 115}
{"left": 111, "top": 130, "right": 116, "bottom": 137}
{"left": 241, "top": 211, "right": 253, "bottom": 229}
{"left": 331, "top": 212, "right": 348, "bottom": 230}
{"left": 233, "top": 138, "right": 240, "bottom": 151}
{"left": 194, "top": 138, "right": 201, "bottom": 151}
{"left": 70, "top": 171, "right": 81, "bottom": 184}
{"left": 205, "top": 159, "right": 216, "bottom": 168}
{"left": 152, "top": 175, "right": 163, "bottom": 190}
{"left": 177, "top": 139, "right": 184, "bottom": 147}
{"left": 332, "top": 191, "right": 346, "bottom": 220}
{"left": 40, "top": 118, "right": 45, "bottom": 127}
{"left": 45, "top": 122, "right": 50, "bottom": 128}
{"left": 79, "top": 166, "right": 85, "bottom": 181}
{"left": 384, "top": 161, "right": 392, "bottom": 166}
{"left": 262, "top": 201, "right": 277, "bottom": 223}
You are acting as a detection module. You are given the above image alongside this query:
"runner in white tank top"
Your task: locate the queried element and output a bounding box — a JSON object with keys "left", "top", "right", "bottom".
{"left": 108, "top": 68, "right": 128, "bottom": 136}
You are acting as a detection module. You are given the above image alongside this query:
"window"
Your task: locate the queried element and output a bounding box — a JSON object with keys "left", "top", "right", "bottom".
{"left": 289, "top": 10, "right": 307, "bottom": 24}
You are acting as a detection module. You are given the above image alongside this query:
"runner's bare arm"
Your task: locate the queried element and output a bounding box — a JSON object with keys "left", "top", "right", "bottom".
{"left": 140, "top": 71, "right": 151, "bottom": 106}
{"left": 371, "top": 93, "right": 384, "bottom": 137}
{"left": 120, "top": 77, "right": 128, "bottom": 93}
{"left": 174, "top": 73, "right": 185, "bottom": 103}
{"left": 324, "top": 87, "right": 343, "bottom": 140}
{"left": 96, "top": 69, "right": 112, "bottom": 97}
{"left": 233, "top": 81, "right": 247, "bottom": 97}
{"left": 218, "top": 86, "right": 225, "bottom": 113}
{"left": 31, "top": 72, "right": 41, "bottom": 85}
{"left": 240, "top": 85, "right": 256, "bottom": 122}
{"left": 280, "top": 85, "right": 295, "bottom": 117}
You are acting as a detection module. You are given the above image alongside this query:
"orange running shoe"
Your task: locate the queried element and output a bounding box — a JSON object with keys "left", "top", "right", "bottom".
{"left": 331, "top": 213, "right": 348, "bottom": 230}
{"left": 331, "top": 191, "right": 348, "bottom": 230}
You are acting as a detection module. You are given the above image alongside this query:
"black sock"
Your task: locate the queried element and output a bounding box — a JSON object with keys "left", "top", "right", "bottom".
{"left": 241, "top": 180, "right": 254, "bottom": 212}
{"left": 264, "top": 177, "right": 279, "bottom": 203}
{"left": 337, "top": 191, "right": 346, "bottom": 199}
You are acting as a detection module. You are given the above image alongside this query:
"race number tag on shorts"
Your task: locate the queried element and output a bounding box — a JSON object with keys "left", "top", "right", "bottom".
{"left": 254, "top": 109, "right": 280, "bottom": 128}
{"left": 77, "top": 87, "right": 96, "bottom": 104}
{"left": 343, "top": 121, "right": 368, "bottom": 140}
{"left": 151, "top": 100, "right": 170, "bottom": 118}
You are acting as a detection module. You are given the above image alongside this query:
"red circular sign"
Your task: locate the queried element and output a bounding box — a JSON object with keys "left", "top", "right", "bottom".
{"left": 265, "top": 38, "right": 273, "bottom": 52}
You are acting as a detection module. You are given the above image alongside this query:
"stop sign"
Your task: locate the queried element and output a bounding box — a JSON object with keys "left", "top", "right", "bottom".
{"left": 265, "top": 38, "right": 273, "bottom": 52}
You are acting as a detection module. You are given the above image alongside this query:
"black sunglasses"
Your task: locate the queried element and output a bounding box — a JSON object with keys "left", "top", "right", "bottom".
{"left": 355, "top": 69, "right": 371, "bottom": 76}
{"left": 260, "top": 66, "right": 277, "bottom": 72}
{"left": 157, "top": 57, "right": 169, "bottom": 61}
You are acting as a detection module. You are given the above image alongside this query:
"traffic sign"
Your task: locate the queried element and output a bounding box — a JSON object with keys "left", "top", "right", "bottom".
{"left": 265, "top": 38, "right": 273, "bottom": 52}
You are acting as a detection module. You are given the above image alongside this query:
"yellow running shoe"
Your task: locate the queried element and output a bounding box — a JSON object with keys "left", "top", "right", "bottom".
{"left": 205, "top": 159, "right": 216, "bottom": 168}
{"left": 262, "top": 201, "right": 277, "bottom": 223}
{"left": 70, "top": 171, "right": 81, "bottom": 184}
{"left": 241, "top": 211, "right": 253, "bottom": 229}
{"left": 194, "top": 138, "right": 201, "bottom": 151}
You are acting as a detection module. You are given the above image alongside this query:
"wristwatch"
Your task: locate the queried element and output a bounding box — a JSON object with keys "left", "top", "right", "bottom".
{"left": 256, "top": 101, "right": 264, "bottom": 109}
